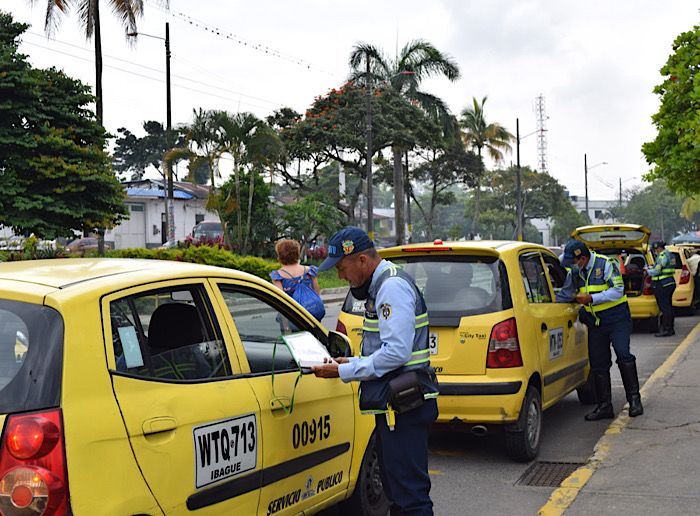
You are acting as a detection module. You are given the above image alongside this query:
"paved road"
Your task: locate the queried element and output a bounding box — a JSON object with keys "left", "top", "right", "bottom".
{"left": 321, "top": 302, "right": 698, "bottom": 514}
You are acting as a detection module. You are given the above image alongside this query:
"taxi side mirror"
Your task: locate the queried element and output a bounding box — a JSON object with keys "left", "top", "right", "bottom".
{"left": 327, "top": 331, "right": 351, "bottom": 358}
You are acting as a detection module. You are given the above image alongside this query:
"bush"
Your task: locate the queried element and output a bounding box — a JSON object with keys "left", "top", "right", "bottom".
{"left": 108, "top": 246, "right": 278, "bottom": 280}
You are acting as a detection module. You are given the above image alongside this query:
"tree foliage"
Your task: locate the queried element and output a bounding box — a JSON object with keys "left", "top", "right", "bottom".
{"left": 281, "top": 194, "right": 347, "bottom": 253}
{"left": 0, "top": 12, "right": 127, "bottom": 239}
{"left": 113, "top": 121, "right": 186, "bottom": 181}
{"left": 642, "top": 25, "right": 700, "bottom": 194}
{"left": 618, "top": 181, "right": 688, "bottom": 241}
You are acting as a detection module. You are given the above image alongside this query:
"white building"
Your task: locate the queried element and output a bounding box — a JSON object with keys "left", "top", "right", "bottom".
{"left": 106, "top": 180, "right": 218, "bottom": 249}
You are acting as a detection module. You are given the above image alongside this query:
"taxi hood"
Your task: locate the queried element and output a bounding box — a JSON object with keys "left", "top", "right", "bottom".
{"left": 571, "top": 224, "right": 651, "bottom": 250}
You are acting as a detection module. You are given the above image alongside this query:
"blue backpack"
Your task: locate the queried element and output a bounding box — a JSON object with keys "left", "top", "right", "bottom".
{"left": 287, "top": 268, "right": 326, "bottom": 322}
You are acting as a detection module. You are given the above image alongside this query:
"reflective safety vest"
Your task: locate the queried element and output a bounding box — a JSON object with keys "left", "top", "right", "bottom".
{"left": 652, "top": 249, "right": 675, "bottom": 282}
{"left": 359, "top": 263, "right": 438, "bottom": 414}
{"left": 574, "top": 253, "right": 628, "bottom": 325}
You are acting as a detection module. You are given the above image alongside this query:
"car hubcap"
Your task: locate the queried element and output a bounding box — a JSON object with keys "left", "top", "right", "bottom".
{"left": 526, "top": 401, "right": 541, "bottom": 448}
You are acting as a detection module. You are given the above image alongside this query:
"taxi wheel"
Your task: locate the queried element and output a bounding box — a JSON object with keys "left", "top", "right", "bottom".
{"left": 505, "top": 386, "right": 542, "bottom": 462}
{"left": 340, "top": 434, "right": 390, "bottom": 516}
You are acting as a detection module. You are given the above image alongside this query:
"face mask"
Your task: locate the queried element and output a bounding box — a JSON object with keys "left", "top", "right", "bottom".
{"left": 571, "top": 264, "right": 580, "bottom": 275}
{"left": 350, "top": 277, "right": 372, "bottom": 300}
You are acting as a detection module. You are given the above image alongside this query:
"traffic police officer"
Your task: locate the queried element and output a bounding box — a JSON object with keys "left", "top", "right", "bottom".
{"left": 556, "top": 240, "right": 643, "bottom": 419}
{"left": 312, "top": 226, "right": 439, "bottom": 515}
{"left": 648, "top": 240, "right": 676, "bottom": 337}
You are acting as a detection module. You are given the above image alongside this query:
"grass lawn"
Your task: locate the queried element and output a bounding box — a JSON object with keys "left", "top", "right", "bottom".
{"left": 317, "top": 269, "right": 347, "bottom": 290}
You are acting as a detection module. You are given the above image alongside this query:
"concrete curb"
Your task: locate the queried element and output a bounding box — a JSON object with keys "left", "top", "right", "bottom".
{"left": 537, "top": 321, "right": 700, "bottom": 516}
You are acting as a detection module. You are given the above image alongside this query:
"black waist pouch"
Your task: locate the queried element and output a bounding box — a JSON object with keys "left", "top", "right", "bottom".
{"left": 388, "top": 371, "right": 425, "bottom": 414}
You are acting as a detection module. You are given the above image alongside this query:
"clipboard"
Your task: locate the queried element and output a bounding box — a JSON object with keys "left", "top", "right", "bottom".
{"left": 282, "top": 331, "right": 336, "bottom": 368}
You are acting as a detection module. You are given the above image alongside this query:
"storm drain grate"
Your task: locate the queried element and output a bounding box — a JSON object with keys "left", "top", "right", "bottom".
{"left": 515, "top": 461, "right": 585, "bottom": 487}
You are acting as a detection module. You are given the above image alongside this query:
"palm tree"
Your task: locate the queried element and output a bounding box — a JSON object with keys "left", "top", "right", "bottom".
{"left": 460, "top": 96, "right": 513, "bottom": 236}
{"left": 349, "top": 40, "right": 460, "bottom": 244}
{"left": 35, "top": 0, "right": 152, "bottom": 125}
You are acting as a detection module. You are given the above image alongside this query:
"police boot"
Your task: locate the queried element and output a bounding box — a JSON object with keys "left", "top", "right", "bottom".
{"left": 585, "top": 372, "right": 614, "bottom": 421}
{"left": 655, "top": 313, "right": 675, "bottom": 337}
{"left": 619, "top": 360, "right": 644, "bottom": 417}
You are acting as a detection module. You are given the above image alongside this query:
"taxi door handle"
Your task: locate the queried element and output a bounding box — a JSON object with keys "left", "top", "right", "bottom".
{"left": 142, "top": 416, "right": 177, "bottom": 435}
{"left": 541, "top": 323, "right": 548, "bottom": 332}
{"left": 270, "top": 397, "right": 292, "bottom": 412}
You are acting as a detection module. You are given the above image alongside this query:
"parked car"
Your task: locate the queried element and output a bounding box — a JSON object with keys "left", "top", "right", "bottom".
{"left": 570, "top": 224, "right": 661, "bottom": 332}
{"left": 65, "top": 237, "right": 112, "bottom": 254}
{"left": 0, "top": 258, "right": 387, "bottom": 514}
{"left": 192, "top": 221, "right": 224, "bottom": 241}
{"left": 336, "top": 239, "right": 590, "bottom": 461}
{"left": 668, "top": 244, "right": 700, "bottom": 312}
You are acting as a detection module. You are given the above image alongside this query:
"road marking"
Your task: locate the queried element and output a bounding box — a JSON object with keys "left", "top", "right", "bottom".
{"left": 537, "top": 321, "right": 700, "bottom": 516}
{"left": 428, "top": 469, "right": 444, "bottom": 475}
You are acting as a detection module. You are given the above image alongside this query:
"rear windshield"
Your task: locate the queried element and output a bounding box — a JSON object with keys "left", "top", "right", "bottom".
{"left": 0, "top": 300, "right": 63, "bottom": 413}
{"left": 577, "top": 229, "right": 647, "bottom": 244}
{"left": 342, "top": 256, "right": 512, "bottom": 321}
{"left": 194, "top": 222, "right": 223, "bottom": 239}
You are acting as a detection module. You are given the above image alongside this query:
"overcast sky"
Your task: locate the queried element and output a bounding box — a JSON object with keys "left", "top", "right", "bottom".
{"left": 4, "top": 0, "right": 698, "bottom": 199}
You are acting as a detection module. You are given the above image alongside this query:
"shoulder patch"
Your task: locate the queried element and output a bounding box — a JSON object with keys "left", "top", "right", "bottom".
{"left": 379, "top": 303, "right": 392, "bottom": 320}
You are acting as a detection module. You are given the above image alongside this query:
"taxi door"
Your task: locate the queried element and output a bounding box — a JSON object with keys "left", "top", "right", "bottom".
{"left": 519, "top": 252, "right": 587, "bottom": 408}
{"left": 212, "top": 280, "right": 354, "bottom": 515}
{"left": 102, "top": 280, "right": 261, "bottom": 515}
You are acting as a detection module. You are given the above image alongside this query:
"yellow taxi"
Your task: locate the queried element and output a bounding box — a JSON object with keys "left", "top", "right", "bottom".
{"left": 0, "top": 259, "right": 388, "bottom": 515}
{"left": 571, "top": 224, "right": 661, "bottom": 332}
{"left": 668, "top": 244, "right": 700, "bottom": 311}
{"left": 336, "top": 240, "right": 589, "bottom": 461}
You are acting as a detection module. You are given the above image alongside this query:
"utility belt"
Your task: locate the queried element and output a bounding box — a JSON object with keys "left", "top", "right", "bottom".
{"left": 359, "top": 367, "right": 438, "bottom": 416}
{"left": 578, "top": 302, "right": 630, "bottom": 328}
{"left": 652, "top": 276, "right": 676, "bottom": 288}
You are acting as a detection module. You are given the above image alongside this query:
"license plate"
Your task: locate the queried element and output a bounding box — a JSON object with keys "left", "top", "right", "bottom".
{"left": 429, "top": 332, "right": 438, "bottom": 355}
{"left": 193, "top": 413, "right": 257, "bottom": 488}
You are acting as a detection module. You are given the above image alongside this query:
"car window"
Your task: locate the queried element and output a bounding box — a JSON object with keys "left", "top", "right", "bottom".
{"left": 670, "top": 252, "right": 682, "bottom": 269}
{"left": 109, "top": 285, "right": 233, "bottom": 381}
{"left": 342, "top": 256, "right": 512, "bottom": 318}
{"left": 542, "top": 253, "right": 567, "bottom": 290}
{"left": 218, "top": 286, "right": 328, "bottom": 374}
{"left": 519, "top": 253, "right": 552, "bottom": 303}
{"left": 0, "top": 300, "right": 63, "bottom": 413}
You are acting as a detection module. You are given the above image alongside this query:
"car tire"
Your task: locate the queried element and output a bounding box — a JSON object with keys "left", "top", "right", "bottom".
{"left": 576, "top": 372, "right": 597, "bottom": 405}
{"left": 340, "top": 433, "right": 390, "bottom": 516}
{"left": 505, "top": 386, "right": 542, "bottom": 462}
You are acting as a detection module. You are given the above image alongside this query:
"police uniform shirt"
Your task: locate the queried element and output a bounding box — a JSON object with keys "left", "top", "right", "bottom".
{"left": 555, "top": 252, "right": 624, "bottom": 305}
{"left": 647, "top": 249, "right": 672, "bottom": 277}
{"left": 338, "top": 260, "right": 417, "bottom": 382}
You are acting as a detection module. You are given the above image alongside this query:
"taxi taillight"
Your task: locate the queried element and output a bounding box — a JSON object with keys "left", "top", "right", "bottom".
{"left": 487, "top": 318, "right": 523, "bottom": 368}
{"left": 642, "top": 273, "right": 654, "bottom": 296}
{"left": 679, "top": 265, "right": 690, "bottom": 285}
{"left": 0, "top": 409, "right": 70, "bottom": 515}
{"left": 335, "top": 320, "right": 348, "bottom": 336}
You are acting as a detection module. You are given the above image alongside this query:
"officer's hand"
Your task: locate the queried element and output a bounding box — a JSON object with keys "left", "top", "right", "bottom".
{"left": 334, "top": 357, "right": 350, "bottom": 364}
{"left": 575, "top": 293, "right": 593, "bottom": 304}
{"left": 312, "top": 362, "right": 340, "bottom": 378}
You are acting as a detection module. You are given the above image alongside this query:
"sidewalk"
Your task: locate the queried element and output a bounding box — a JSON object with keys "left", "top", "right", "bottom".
{"left": 539, "top": 322, "right": 700, "bottom": 515}
{"left": 320, "top": 286, "right": 349, "bottom": 305}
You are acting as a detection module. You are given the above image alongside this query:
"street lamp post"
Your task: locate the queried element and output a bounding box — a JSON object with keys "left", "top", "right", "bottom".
{"left": 515, "top": 119, "right": 540, "bottom": 241}
{"left": 583, "top": 154, "right": 608, "bottom": 220}
{"left": 128, "top": 23, "right": 174, "bottom": 243}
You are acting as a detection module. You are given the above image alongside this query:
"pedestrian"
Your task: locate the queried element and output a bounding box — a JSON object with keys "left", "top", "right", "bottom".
{"left": 556, "top": 240, "right": 643, "bottom": 419}
{"left": 687, "top": 249, "right": 700, "bottom": 277}
{"left": 647, "top": 240, "right": 676, "bottom": 337}
{"left": 270, "top": 239, "right": 325, "bottom": 328}
{"left": 311, "top": 226, "right": 439, "bottom": 515}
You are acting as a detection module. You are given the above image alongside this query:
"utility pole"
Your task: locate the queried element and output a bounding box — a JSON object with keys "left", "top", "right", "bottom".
{"left": 165, "top": 22, "right": 175, "bottom": 243}
{"left": 584, "top": 153, "right": 589, "bottom": 219}
{"left": 365, "top": 59, "right": 374, "bottom": 240}
{"left": 515, "top": 118, "right": 523, "bottom": 241}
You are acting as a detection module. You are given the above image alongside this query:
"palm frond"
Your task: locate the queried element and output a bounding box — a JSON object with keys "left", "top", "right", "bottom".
{"left": 398, "top": 39, "right": 460, "bottom": 82}
{"left": 39, "top": 0, "right": 72, "bottom": 36}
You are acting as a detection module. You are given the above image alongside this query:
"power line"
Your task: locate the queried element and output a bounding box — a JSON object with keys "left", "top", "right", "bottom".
{"left": 144, "top": 0, "right": 335, "bottom": 76}
{"left": 24, "top": 31, "right": 284, "bottom": 107}
{"left": 22, "top": 40, "right": 281, "bottom": 112}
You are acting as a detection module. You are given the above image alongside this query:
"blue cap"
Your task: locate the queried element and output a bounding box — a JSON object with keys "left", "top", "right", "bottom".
{"left": 563, "top": 240, "right": 589, "bottom": 260}
{"left": 318, "top": 226, "right": 375, "bottom": 272}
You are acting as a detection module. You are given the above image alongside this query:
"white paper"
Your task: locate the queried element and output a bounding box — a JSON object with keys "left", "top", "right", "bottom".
{"left": 283, "top": 331, "right": 335, "bottom": 368}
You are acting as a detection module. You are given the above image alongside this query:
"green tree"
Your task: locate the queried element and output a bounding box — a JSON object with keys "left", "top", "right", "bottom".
{"left": 642, "top": 25, "right": 700, "bottom": 195}
{"left": 281, "top": 194, "right": 347, "bottom": 254}
{"left": 619, "top": 181, "right": 688, "bottom": 241}
{"left": 460, "top": 96, "right": 514, "bottom": 235}
{"left": 551, "top": 202, "right": 589, "bottom": 245}
{"left": 113, "top": 121, "right": 186, "bottom": 181}
{"left": 0, "top": 12, "right": 127, "bottom": 239}
{"left": 349, "top": 40, "right": 460, "bottom": 243}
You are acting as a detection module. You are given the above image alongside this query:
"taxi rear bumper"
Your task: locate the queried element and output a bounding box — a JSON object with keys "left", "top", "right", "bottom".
{"left": 628, "top": 295, "right": 660, "bottom": 319}
{"left": 435, "top": 377, "right": 525, "bottom": 424}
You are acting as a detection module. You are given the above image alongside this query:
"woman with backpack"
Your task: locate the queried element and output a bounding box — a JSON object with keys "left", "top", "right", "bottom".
{"left": 271, "top": 239, "right": 325, "bottom": 328}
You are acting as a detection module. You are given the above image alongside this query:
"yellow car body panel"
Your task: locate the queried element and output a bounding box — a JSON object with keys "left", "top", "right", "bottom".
{"left": 668, "top": 245, "right": 696, "bottom": 308}
{"left": 571, "top": 224, "right": 660, "bottom": 322}
{"left": 337, "top": 242, "right": 589, "bottom": 430}
{"left": 0, "top": 259, "right": 379, "bottom": 515}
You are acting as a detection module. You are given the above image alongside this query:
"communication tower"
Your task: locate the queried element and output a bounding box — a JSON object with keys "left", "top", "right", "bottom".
{"left": 534, "top": 94, "right": 548, "bottom": 174}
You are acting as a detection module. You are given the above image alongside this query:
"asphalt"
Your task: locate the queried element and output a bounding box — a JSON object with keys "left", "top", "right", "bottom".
{"left": 539, "top": 320, "right": 700, "bottom": 515}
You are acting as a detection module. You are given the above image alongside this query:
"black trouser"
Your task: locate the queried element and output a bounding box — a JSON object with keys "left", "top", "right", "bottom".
{"left": 654, "top": 280, "right": 676, "bottom": 331}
